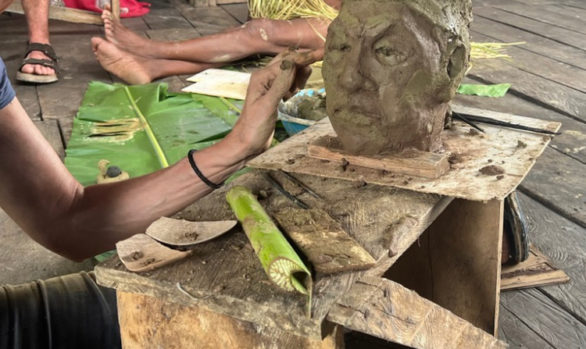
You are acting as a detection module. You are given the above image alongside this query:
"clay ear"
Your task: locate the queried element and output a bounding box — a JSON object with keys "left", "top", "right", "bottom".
{"left": 447, "top": 44, "right": 467, "bottom": 81}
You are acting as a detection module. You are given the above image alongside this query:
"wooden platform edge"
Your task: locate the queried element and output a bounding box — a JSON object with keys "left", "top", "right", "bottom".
{"left": 307, "top": 135, "right": 450, "bottom": 179}
{"left": 500, "top": 245, "right": 570, "bottom": 291}
{"left": 327, "top": 276, "right": 507, "bottom": 349}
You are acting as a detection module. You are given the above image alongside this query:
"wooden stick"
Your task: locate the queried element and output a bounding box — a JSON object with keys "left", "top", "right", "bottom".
{"left": 111, "top": 0, "right": 120, "bottom": 20}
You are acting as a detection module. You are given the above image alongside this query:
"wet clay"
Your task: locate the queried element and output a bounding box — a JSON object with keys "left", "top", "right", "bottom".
{"left": 323, "top": 0, "right": 472, "bottom": 155}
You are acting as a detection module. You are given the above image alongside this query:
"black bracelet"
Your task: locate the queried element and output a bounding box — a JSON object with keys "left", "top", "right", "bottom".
{"left": 187, "top": 149, "right": 223, "bottom": 190}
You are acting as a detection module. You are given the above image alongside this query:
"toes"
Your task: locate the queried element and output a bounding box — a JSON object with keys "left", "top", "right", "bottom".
{"left": 91, "top": 36, "right": 105, "bottom": 51}
{"left": 21, "top": 64, "right": 34, "bottom": 74}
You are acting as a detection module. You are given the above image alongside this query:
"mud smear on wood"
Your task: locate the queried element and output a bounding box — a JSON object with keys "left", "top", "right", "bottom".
{"left": 323, "top": 0, "right": 472, "bottom": 155}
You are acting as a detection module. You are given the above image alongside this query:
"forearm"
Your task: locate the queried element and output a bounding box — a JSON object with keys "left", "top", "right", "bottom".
{"left": 55, "top": 140, "right": 246, "bottom": 260}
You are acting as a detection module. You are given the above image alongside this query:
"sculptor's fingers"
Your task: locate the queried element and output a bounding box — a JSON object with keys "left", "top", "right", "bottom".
{"left": 264, "top": 60, "right": 296, "bottom": 103}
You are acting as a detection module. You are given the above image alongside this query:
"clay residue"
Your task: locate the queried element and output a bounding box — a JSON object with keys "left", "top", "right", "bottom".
{"left": 323, "top": 0, "right": 471, "bottom": 155}
{"left": 479, "top": 165, "right": 505, "bottom": 176}
{"left": 295, "top": 95, "right": 327, "bottom": 121}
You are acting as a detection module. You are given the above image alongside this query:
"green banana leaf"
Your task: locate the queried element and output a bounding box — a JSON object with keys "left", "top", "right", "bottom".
{"left": 65, "top": 82, "right": 243, "bottom": 186}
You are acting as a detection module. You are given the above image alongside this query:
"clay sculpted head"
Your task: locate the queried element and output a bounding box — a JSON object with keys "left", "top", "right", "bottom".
{"left": 323, "top": 0, "right": 472, "bottom": 154}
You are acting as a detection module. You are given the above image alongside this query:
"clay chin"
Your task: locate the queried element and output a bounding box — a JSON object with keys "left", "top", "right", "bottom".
{"left": 323, "top": 0, "right": 471, "bottom": 155}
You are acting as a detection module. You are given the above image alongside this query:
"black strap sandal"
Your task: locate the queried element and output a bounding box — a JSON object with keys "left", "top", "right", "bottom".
{"left": 16, "top": 42, "right": 60, "bottom": 84}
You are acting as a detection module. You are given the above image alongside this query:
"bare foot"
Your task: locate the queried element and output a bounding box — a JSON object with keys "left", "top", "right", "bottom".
{"left": 21, "top": 49, "right": 56, "bottom": 76}
{"left": 92, "top": 37, "right": 152, "bottom": 84}
{"left": 101, "top": 9, "right": 156, "bottom": 57}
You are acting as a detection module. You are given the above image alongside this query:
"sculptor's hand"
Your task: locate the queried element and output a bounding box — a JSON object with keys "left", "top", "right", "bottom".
{"left": 226, "top": 51, "right": 318, "bottom": 159}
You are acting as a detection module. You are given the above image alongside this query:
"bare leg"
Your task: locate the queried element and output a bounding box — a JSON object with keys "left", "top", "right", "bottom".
{"left": 20, "top": 0, "right": 55, "bottom": 77}
{"left": 91, "top": 37, "right": 220, "bottom": 84}
{"left": 102, "top": 9, "right": 328, "bottom": 63}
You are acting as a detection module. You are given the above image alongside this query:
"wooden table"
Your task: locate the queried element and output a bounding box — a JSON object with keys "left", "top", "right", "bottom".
{"left": 96, "top": 109, "right": 559, "bottom": 348}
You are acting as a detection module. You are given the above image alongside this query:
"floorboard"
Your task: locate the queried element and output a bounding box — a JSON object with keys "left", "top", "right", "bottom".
{"left": 498, "top": 307, "right": 554, "bottom": 349}
{"left": 220, "top": 3, "right": 248, "bottom": 24}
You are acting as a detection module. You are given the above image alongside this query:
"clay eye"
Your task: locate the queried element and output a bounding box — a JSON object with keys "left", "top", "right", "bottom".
{"left": 333, "top": 43, "right": 351, "bottom": 52}
{"left": 374, "top": 44, "right": 407, "bottom": 65}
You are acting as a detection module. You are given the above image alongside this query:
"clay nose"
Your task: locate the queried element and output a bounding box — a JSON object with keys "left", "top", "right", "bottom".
{"left": 339, "top": 48, "right": 376, "bottom": 91}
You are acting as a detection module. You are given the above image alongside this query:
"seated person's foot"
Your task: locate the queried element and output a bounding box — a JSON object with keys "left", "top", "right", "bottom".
{"left": 101, "top": 8, "right": 154, "bottom": 57}
{"left": 17, "top": 43, "right": 59, "bottom": 84}
{"left": 91, "top": 37, "right": 152, "bottom": 85}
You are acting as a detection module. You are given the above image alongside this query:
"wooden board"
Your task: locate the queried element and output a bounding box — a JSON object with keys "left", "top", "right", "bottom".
{"left": 307, "top": 135, "right": 450, "bottom": 179}
{"left": 501, "top": 246, "right": 570, "bottom": 291}
{"left": 183, "top": 69, "right": 250, "bottom": 100}
{"left": 145, "top": 217, "right": 237, "bottom": 247}
{"left": 327, "top": 277, "right": 506, "bottom": 349}
{"left": 498, "top": 307, "right": 555, "bottom": 349}
{"left": 248, "top": 108, "right": 560, "bottom": 202}
{"left": 387, "top": 199, "right": 504, "bottom": 335}
{"left": 454, "top": 91, "right": 586, "bottom": 164}
{"left": 95, "top": 171, "right": 452, "bottom": 339}
{"left": 518, "top": 193, "right": 586, "bottom": 326}
{"left": 34, "top": 119, "right": 65, "bottom": 160}
{"left": 500, "top": 288, "right": 586, "bottom": 348}
{"left": 117, "top": 291, "right": 344, "bottom": 349}
{"left": 143, "top": 8, "right": 193, "bottom": 30}
{"left": 521, "top": 147, "right": 586, "bottom": 227}
{"left": 273, "top": 207, "right": 376, "bottom": 274}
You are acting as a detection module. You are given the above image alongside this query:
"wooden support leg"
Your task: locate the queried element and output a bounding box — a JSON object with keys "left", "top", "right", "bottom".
{"left": 386, "top": 199, "right": 504, "bottom": 335}
{"left": 111, "top": 0, "right": 120, "bottom": 20}
{"left": 116, "top": 291, "right": 344, "bottom": 349}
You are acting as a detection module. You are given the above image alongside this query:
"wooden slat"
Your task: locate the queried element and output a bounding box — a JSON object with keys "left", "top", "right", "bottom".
{"left": 469, "top": 33, "right": 586, "bottom": 121}
{"left": 307, "top": 135, "right": 450, "bottom": 179}
{"left": 500, "top": 246, "right": 570, "bottom": 291}
{"left": 146, "top": 28, "right": 201, "bottom": 41}
{"left": 498, "top": 307, "right": 554, "bottom": 348}
{"left": 249, "top": 115, "right": 559, "bottom": 202}
{"left": 220, "top": 3, "right": 249, "bottom": 24}
{"left": 34, "top": 119, "right": 65, "bottom": 159}
{"left": 327, "top": 277, "right": 506, "bottom": 349}
{"left": 487, "top": 1, "right": 586, "bottom": 35}
{"left": 520, "top": 147, "right": 586, "bottom": 227}
{"left": 96, "top": 171, "right": 452, "bottom": 339}
{"left": 143, "top": 8, "right": 193, "bottom": 30}
{"left": 181, "top": 6, "right": 240, "bottom": 35}
{"left": 471, "top": 16, "right": 586, "bottom": 70}
{"left": 454, "top": 85, "right": 586, "bottom": 164}
{"left": 473, "top": 6, "right": 586, "bottom": 51}
{"left": 518, "top": 193, "right": 586, "bottom": 324}
{"left": 501, "top": 288, "right": 586, "bottom": 348}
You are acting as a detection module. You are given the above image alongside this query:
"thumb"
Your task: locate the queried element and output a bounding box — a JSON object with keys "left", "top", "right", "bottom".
{"left": 264, "top": 60, "right": 296, "bottom": 103}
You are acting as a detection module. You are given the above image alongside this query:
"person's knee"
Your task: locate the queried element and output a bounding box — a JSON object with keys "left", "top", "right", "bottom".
{"left": 242, "top": 19, "right": 280, "bottom": 46}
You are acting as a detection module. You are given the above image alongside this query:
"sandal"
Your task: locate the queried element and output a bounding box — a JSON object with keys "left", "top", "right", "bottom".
{"left": 16, "top": 43, "right": 59, "bottom": 84}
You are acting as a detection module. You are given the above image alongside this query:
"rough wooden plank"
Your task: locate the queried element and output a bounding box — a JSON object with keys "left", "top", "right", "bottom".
{"left": 181, "top": 6, "right": 240, "bottom": 35}
{"left": 518, "top": 193, "right": 586, "bottom": 324}
{"left": 454, "top": 89, "right": 586, "bottom": 164}
{"left": 273, "top": 207, "right": 376, "bottom": 274}
{"left": 469, "top": 33, "right": 586, "bottom": 121}
{"left": 501, "top": 288, "right": 586, "bottom": 348}
{"left": 327, "top": 277, "right": 506, "bottom": 349}
{"left": 117, "top": 291, "right": 344, "bottom": 349}
{"left": 473, "top": 6, "right": 586, "bottom": 51}
{"left": 249, "top": 114, "right": 559, "bottom": 201}
{"left": 95, "top": 171, "right": 450, "bottom": 339}
{"left": 34, "top": 119, "right": 65, "bottom": 159}
{"left": 427, "top": 199, "right": 503, "bottom": 334}
{"left": 220, "top": 3, "right": 249, "bottom": 24}
{"left": 489, "top": 2, "right": 586, "bottom": 35}
{"left": 470, "top": 15, "right": 586, "bottom": 70}
{"left": 501, "top": 246, "right": 570, "bottom": 291}
{"left": 498, "top": 306, "right": 554, "bottom": 349}
{"left": 143, "top": 8, "right": 193, "bottom": 30}
{"left": 307, "top": 135, "right": 450, "bottom": 179}
{"left": 520, "top": 147, "right": 585, "bottom": 227}
{"left": 470, "top": 29, "right": 586, "bottom": 93}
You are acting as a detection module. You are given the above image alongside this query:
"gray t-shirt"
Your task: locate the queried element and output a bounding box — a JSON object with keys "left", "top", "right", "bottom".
{"left": 0, "top": 58, "right": 16, "bottom": 109}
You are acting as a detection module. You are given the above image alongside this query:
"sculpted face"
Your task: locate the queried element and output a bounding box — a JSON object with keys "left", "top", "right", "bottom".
{"left": 323, "top": 0, "right": 469, "bottom": 154}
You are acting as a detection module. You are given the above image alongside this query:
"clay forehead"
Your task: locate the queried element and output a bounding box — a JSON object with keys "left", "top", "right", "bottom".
{"left": 336, "top": 1, "right": 405, "bottom": 36}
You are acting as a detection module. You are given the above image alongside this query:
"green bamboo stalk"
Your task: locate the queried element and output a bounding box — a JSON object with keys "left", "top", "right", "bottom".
{"left": 123, "top": 86, "right": 169, "bottom": 168}
{"left": 226, "top": 186, "right": 311, "bottom": 296}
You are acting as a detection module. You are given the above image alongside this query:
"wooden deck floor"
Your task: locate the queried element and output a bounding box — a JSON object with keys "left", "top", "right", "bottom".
{"left": 0, "top": 0, "right": 584, "bottom": 347}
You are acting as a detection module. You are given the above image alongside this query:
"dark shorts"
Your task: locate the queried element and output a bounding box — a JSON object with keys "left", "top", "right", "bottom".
{"left": 0, "top": 57, "right": 16, "bottom": 109}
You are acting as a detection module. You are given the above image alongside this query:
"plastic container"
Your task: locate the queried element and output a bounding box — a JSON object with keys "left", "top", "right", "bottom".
{"left": 277, "top": 94, "right": 319, "bottom": 136}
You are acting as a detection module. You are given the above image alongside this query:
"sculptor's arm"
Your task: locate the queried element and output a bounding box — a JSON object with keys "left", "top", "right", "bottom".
{"left": 0, "top": 52, "right": 313, "bottom": 261}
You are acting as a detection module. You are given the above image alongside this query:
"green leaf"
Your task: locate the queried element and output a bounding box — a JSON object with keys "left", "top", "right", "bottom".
{"left": 457, "top": 83, "right": 511, "bottom": 97}
{"left": 65, "top": 82, "right": 237, "bottom": 186}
